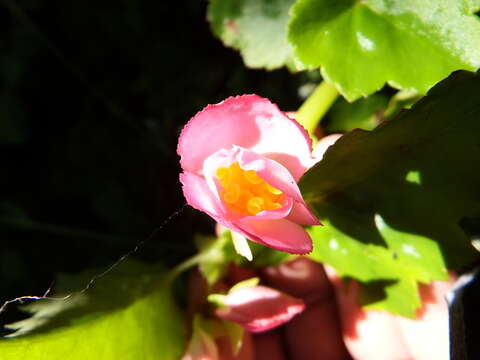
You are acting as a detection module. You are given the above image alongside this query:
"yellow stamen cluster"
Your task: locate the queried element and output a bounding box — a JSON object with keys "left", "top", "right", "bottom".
{"left": 215, "top": 162, "right": 285, "bottom": 216}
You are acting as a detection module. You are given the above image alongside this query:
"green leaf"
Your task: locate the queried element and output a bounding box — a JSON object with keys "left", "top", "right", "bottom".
{"left": 0, "top": 261, "right": 185, "bottom": 359}
{"left": 303, "top": 70, "right": 480, "bottom": 316}
{"left": 195, "top": 232, "right": 238, "bottom": 286}
{"left": 248, "top": 241, "right": 293, "bottom": 267}
{"left": 359, "top": 277, "right": 420, "bottom": 317}
{"left": 229, "top": 277, "right": 260, "bottom": 292}
{"left": 207, "top": 0, "right": 300, "bottom": 70}
{"left": 288, "top": 0, "right": 480, "bottom": 100}
{"left": 208, "top": 294, "right": 227, "bottom": 307}
{"left": 383, "top": 90, "right": 423, "bottom": 120}
{"left": 327, "top": 93, "right": 389, "bottom": 132}
{"left": 208, "top": 277, "right": 261, "bottom": 307}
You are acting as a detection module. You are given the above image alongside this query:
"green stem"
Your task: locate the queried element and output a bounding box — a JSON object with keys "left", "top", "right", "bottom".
{"left": 164, "top": 252, "right": 211, "bottom": 285}
{"left": 296, "top": 80, "right": 339, "bottom": 134}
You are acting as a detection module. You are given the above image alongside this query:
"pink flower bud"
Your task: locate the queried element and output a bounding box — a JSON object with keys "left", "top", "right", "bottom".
{"left": 215, "top": 285, "right": 305, "bottom": 333}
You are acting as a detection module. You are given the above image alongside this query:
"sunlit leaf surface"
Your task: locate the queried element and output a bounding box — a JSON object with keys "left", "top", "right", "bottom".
{"left": 289, "top": 0, "right": 480, "bottom": 100}
{"left": 302, "top": 71, "right": 480, "bottom": 316}
{"left": 0, "top": 261, "right": 185, "bottom": 359}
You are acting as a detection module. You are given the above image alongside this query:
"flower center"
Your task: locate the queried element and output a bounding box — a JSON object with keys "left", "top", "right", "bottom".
{"left": 215, "top": 162, "right": 285, "bottom": 216}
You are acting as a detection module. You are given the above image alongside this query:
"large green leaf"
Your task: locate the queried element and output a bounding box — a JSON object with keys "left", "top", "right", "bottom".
{"left": 288, "top": 0, "right": 480, "bottom": 100}
{"left": 207, "top": 0, "right": 299, "bottom": 70}
{"left": 302, "top": 70, "right": 480, "bottom": 316}
{"left": 0, "top": 261, "right": 185, "bottom": 359}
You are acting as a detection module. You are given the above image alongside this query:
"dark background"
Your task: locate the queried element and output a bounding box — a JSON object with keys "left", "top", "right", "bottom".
{"left": 0, "top": 0, "right": 310, "bottom": 328}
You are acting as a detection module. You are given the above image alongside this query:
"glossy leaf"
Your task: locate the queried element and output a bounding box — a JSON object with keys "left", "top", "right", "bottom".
{"left": 303, "top": 71, "right": 480, "bottom": 316}
{"left": 0, "top": 261, "right": 185, "bottom": 359}
{"left": 289, "top": 0, "right": 480, "bottom": 100}
{"left": 207, "top": 0, "right": 299, "bottom": 70}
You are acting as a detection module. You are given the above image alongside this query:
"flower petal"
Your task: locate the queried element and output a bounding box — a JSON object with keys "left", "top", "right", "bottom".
{"left": 202, "top": 147, "right": 239, "bottom": 214}
{"left": 180, "top": 172, "right": 223, "bottom": 219}
{"left": 237, "top": 148, "right": 303, "bottom": 203}
{"left": 287, "top": 201, "right": 321, "bottom": 226}
{"left": 238, "top": 147, "right": 320, "bottom": 225}
{"left": 237, "top": 218, "right": 313, "bottom": 254}
{"left": 178, "top": 95, "right": 313, "bottom": 179}
{"left": 241, "top": 198, "right": 293, "bottom": 222}
{"left": 202, "top": 147, "right": 295, "bottom": 221}
{"left": 231, "top": 231, "right": 253, "bottom": 261}
{"left": 216, "top": 285, "right": 305, "bottom": 333}
{"left": 180, "top": 173, "right": 265, "bottom": 245}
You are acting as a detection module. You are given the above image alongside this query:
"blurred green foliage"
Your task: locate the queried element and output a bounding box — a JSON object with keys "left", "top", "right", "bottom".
{"left": 208, "top": 0, "right": 298, "bottom": 70}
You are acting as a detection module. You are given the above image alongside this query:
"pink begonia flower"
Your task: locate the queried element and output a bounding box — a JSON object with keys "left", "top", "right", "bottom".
{"left": 214, "top": 284, "right": 305, "bottom": 333}
{"left": 178, "top": 95, "right": 321, "bottom": 256}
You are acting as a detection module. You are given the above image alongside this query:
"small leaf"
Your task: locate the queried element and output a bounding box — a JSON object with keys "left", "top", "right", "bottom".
{"left": 249, "top": 241, "right": 293, "bottom": 267}
{"left": 229, "top": 277, "right": 260, "bottom": 293}
{"left": 207, "top": 0, "right": 300, "bottom": 70}
{"left": 196, "top": 231, "right": 293, "bottom": 286}
{"left": 289, "top": 0, "right": 480, "bottom": 100}
{"left": 327, "top": 93, "right": 389, "bottom": 132}
{"left": 208, "top": 294, "right": 227, "bottom": 307}
{"left": 383, "top": 90, "right": 423, "bottom": 120}
{"left": 208, "top": 278, "right": 262, "bottom": 308}
{"left": 0, "top": 261, "right": 185, "bottom": 359}
{"left": 195, "top": 232, "right": 237, "bottom": 286}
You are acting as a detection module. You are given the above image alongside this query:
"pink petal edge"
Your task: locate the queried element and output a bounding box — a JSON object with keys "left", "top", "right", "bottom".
{"left": 180, "top": 172, "right": 223, "bottom": 219}
{"left": 179, "top": 172, "right": 269, "bottom": 245}
{"left": 237, "top": 148, "right": 304, "bottom": 203}
{"left": 237, "top": 218, "right": 313, "bottom": 255}
{"left": 177, "top": 95, "right": 313, "bottom": 178}
{"left": 312, "top": 133, "right": 343, "bottom": 162}
{"left": 287, "top": 201, "right": 321, "bottom": 226}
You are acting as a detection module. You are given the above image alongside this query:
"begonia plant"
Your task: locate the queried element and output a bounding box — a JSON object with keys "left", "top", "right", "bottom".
{"left": 2, "top": 1, "right": 480, "bottom": 360}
